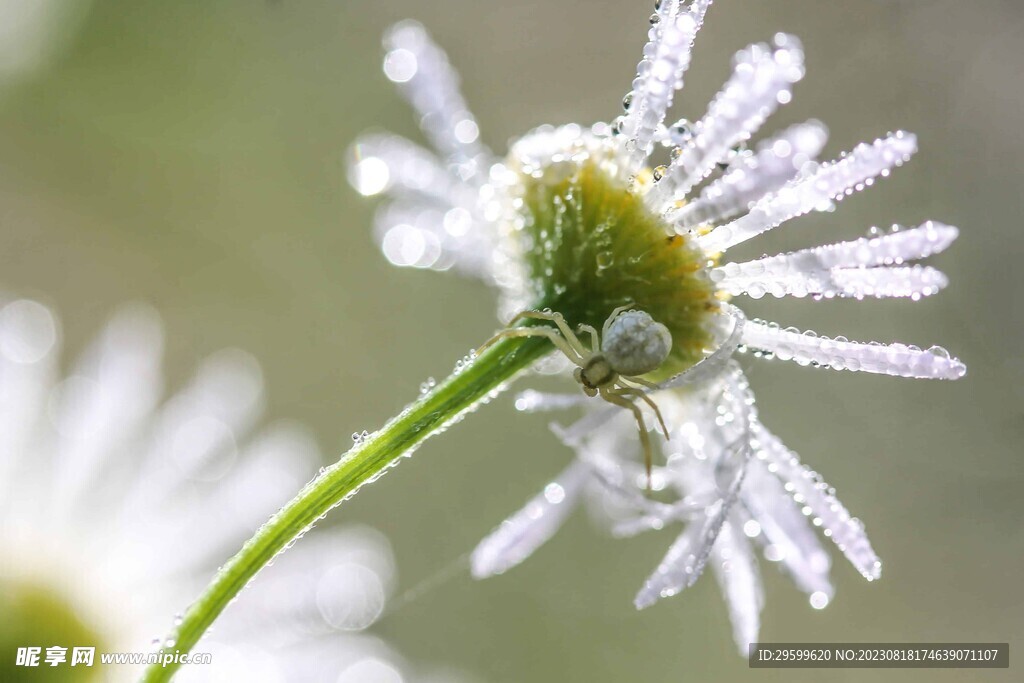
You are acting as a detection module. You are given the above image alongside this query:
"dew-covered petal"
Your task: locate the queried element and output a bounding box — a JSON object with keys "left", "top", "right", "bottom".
{"left": 648, "top": 33, "right": 805, "bottom": 211}
{"left": 373, "top": 202, "right": 494, "bottom": 277}
{"left": 634, "top": 518, "right": 705, "bottom": 608}
{"left": 657, "top": 304, "right": 745, "bottom": 390}
{"left": 383, "top": 21, "right": 490, "bottom": 176}
{"left": 710, "top": 517, "right": 763, "bottom": 653}
{"left": 728, "top": 221, "right": 957, "bottom": 272}
{"left": 635, "top": 391, "right": 754, "bottom": 608}
{"left": 715, "top": 264, "right": 948, "bottom": 300}
{"left": 712, "top": 221, "right": 957, "bottom": 299}
{"left": 742, "top": 462, "right": 834, "bottom": 599}
{"left": 608, "top": 493, "right": 709, "bottom": 538}
{"left": 698, "top": 131, "right": 917, "bottom": 253}
{"left": 754, "top": 426, "right": 881, "bottom": 581}
{"left": 634, "top": 496, "right": 732, "bottom": 609}
{"left": 740, "top": 319, "right": 966, "bottom": 379}
{"left": 672, "top": 120, "right": 827, "bottom": 230}
{"left": 549, "top": 404, "right": 617, "bottom": 449}
{"left": 347, "top": 134, "right": 479, "bottom": 209}
{"left": 513, "top": 389, "right": 590, "bottom": 413}
{"left": 471, "top": 459, "right": 591, "bottom": 578}
{"left": 621, "top": 0, "right": 711, "bottom": 170}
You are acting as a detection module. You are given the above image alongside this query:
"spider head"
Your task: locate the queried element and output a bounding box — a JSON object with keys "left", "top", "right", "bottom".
{"left": 577, "top": 357, "right": 615, "bottom": 391}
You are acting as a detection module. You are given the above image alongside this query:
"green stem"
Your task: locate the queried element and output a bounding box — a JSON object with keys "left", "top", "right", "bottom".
{"left": 141, "top": 335, "right": 547, "bottom": 682}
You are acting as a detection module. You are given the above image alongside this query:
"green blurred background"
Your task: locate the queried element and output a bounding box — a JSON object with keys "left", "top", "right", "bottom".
{"left": 1, "top": 0, "right": 1021, "bottom": 681}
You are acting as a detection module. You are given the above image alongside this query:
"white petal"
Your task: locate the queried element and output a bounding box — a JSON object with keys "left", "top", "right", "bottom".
{"left": 513, "top": 389, "right": 590, "bottom": 413}
{"left": 165, "top": 423, "right": 322, "bottom": 574}
{"left": 383, "top": 21, "right": 490, "bottom": 175}
{"left": 698, "top": 131, "right": 918, "bottom": 253}
{"left": 672, "top": 120, "right": 827, "bottom": 230}
{"left": 374, "top": 202, "right": 494, "bottom": 277}
{"left": 713, "top": 221, "right": 958, "bottom": 299}
{"left": 742, "top": 462, "right": 834, "bottom": 598}
{"left": 755, "top": 426, "right": 882, "bottom": 580}
{"left": 648, "top": 33, "right": 805, "bottom": 211}
{"left": 609, "top": 494, "right": 709, "bottom": 538}
{"left": 635, "top": 374, "right": 755, "bottom": 609}
{"left": 122, "top": 349, "right": 266, "bottom": 517}
{"left": 740, "top": 319, "right": 966, "bottom": 379}
{"left": 348, "top": 133, "right": 478, "bottom": 208}
{"left": 710, "top": 517, "right": 763, "bottom": 653}
{"left": 0, "top": 298, "right": 59, "bottom": 507}
{"left": 51, "top": 304, "right": 164, "bottom": 514}
{"left": 633, "top": 496, "right": 732, "bottom": 609}
{"left": 715, "top": 264, "right": 948, "bottom": 300}
{"left": 827, "top": 266, "right": 946, "bottom": 299}
{"left": 740, "top": 221, "right": 956, "bottom": 271}
{"left": 634, "top": 519, "right": 704, "bottom": 608}
{"left": 621, "top": 0, "right": 711, "bottom": 170}
{"left": 658, "top": 304, "right": 745, "bottom": 390}
{"left": 217, "top": 527, "right": 397, "bottom": 639}
{"left": 470, "top": 460, "right": 591, "bottom": 578}
{"left": 713, "top": 221, "right": 957, "bottom": 298}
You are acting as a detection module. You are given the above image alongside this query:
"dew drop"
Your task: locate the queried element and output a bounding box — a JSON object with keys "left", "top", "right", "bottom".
{"left": 809, "top": 591, "right": 830, "bottom": 610}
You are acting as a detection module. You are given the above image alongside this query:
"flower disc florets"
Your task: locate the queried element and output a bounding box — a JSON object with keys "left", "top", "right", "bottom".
{"left": 490, "top": 124, "right": 716, "bottom": 378}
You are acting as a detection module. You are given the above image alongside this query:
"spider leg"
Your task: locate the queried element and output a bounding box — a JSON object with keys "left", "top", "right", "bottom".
{"left": 477, "top": 326, "right": 585, "bottom": 367}
{"left": 576, "top": 323, "right": 600, "bottom": 353}
{"left": 504, "top": 310, "right": 544, "bottom": 327}
{"left": 619, "top": 375, "right": 659, "bottom": 391}
{"left": 601, "top": 388, "right": 655, "bottom": 490}
{"left": 502, "top": 310, "right": 591, "bottom": 358}
{"left": 602, "top": 303, "right": 636, "bottom": 338}
{"left": 613, "top": 384, "right": 670, "bottom": 442}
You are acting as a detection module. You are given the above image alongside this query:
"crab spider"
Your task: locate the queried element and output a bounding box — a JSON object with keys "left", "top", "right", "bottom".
{"left": 479, "top": 306, "right": 673, "bottom": 487}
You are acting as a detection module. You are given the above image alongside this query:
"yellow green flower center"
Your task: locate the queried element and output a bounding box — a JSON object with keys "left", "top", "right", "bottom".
{"left": 1, "top": 578, "right": 107, "bottom": 682}
{"left": 505, "top": 131, "right": 717, "bottom": 379}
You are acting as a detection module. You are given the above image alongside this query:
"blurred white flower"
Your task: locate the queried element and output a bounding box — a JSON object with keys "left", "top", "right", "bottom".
{"left": 0, "top": 298, "right": 458, "bottom": 682}
{"left": 348, "top": 0, "right": 966, "bottom": 652}
{"left": 0, "top": 0, "right": 91, "bottom": 84}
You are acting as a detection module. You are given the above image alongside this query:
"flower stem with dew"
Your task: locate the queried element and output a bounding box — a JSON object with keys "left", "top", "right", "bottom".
{"left": 141, "top": 334, "right": 549, "bottom": 682}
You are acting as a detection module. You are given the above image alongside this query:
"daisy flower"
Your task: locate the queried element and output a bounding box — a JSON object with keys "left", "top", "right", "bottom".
{"left": 348, "top": 0, "right": 965, "bottom": 649}
{"left": 0, "top": 298, "right": 458, "bottom": 682}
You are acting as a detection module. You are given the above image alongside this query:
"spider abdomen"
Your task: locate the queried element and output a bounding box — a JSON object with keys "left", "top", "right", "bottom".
{"left": 602, "top": 310, "right": 673, "bottom": 376}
